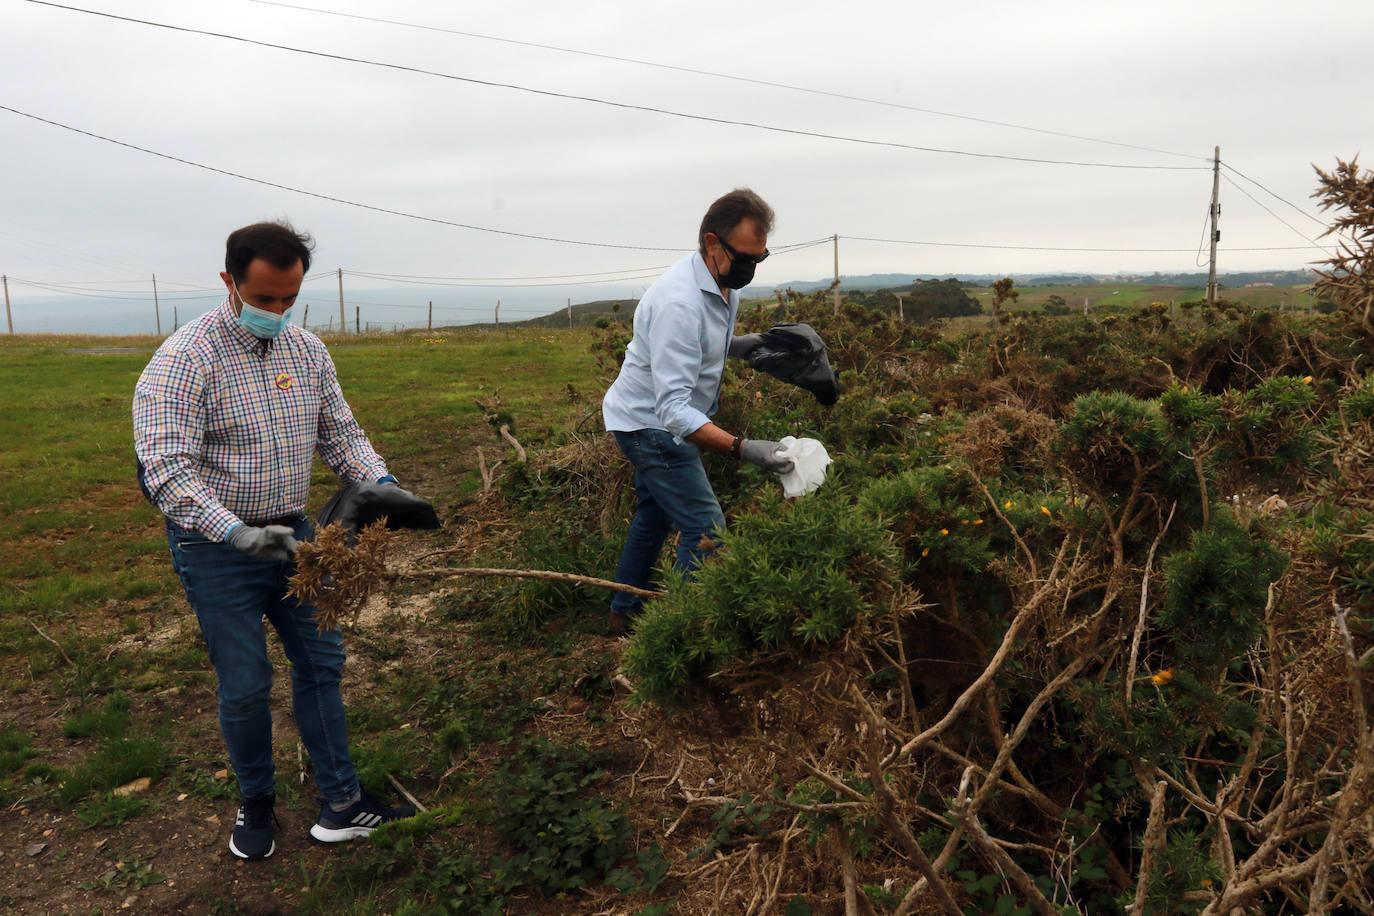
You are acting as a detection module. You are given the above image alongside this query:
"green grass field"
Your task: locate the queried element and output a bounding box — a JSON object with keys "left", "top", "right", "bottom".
{"left": 0, "top": 327, "right": 624, "bottom": 913}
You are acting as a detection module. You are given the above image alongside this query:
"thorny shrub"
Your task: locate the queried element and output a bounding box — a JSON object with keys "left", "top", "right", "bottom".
{"left": 299, "top": 163, "right": 1374, "bottom": 912}
{"left": 569, "top": 173, "right": 1374, "bottom": 912}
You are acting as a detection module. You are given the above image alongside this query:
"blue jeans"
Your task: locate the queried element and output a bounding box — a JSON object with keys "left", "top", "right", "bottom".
{"left": 610, "top": 429, "right": 726, "bottom": 618}
{"left": 166, "top": 517, "right": 358, "bottom": 803}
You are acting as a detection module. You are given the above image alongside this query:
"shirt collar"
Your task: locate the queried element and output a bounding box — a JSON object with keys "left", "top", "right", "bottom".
{"left": 218, "top": 296, "right": 274, "bottom": 356}
{"left": 691, "top": 251, "right": 735, "bottom": 308}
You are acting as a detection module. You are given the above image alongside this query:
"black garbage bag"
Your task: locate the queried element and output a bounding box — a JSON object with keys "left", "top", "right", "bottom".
{"left": 745, "top": 323, "right": 841, "bottom": 406}
{"left": 316, "top": 481, "right": 441, "bottom": 539}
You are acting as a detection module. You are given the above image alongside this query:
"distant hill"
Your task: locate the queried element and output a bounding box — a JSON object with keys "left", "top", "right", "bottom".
{"left": 508, "top": 298, "right": 637, "bottom": 329}
{"left": 504, "top": 269, "right": 1321, "bottom": 327}
{"left": 758, "top": 269, "right": 1318, "bottom": 293}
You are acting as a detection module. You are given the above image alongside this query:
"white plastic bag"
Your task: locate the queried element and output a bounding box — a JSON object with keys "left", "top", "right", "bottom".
{"left": 775, "top": 436, "right": 832, "bottom": 498}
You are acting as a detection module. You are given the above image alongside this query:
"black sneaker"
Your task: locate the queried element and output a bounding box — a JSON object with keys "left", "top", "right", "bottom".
{"left": 310, "top": 790, "right": 416, "bottom": 843}
{"left": 229, "top": 794, "right": 277, "bottom": 860}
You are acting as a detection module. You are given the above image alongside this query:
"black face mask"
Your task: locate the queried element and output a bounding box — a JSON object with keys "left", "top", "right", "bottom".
{"left": 720, "top": 256, "right": 757, "bottom": 290}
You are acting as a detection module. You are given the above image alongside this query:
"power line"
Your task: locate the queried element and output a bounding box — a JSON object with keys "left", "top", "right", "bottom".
{"left": 246, "top": 0, "right": 1206, "bottom": 164}
{"left": 0, "top": 222, "right": 205, "bottom": 288}
{"left": 343, "top": 266, "right": 669, "bottom": 283}
{"left": 1220, "top": 162, "right": 1331, "bottom": 231}
{"left": 841, "top": 235, "right": 1324, "bottom": 253}
{"left": 340, "top": 240, "right": 827, "bottom": 285}
{"left": 1194, "top": 202, "right": 1213, "bottom": 268}
{"left": 7, "top": 277, "right": 224, "bottom": 299}
{"left": 0, "top": 105, "right": 685, "bottom": 251}
{"left": 346, "top": 271, "right": 667, "bottom": 290}
{"left": 22, "top": 1, "right": 1207, "bottom": 171}
{"left": 1220, "top": 173, "right": 1332, "bottom": 254}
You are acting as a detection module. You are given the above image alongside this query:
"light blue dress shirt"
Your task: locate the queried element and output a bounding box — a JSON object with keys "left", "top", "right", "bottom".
{"left": 602, "top": 252, "right": 739, "bottom": 440}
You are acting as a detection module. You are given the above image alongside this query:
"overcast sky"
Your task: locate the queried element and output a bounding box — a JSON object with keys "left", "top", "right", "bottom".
{"left": 3, "top": 0, "right": 1371, "bottom": 331}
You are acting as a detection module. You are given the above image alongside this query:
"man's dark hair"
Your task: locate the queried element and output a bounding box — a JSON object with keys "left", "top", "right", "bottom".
{"left": 224, "top": 221, "right": 315, "bottom": 284}
{"left": 698, "top": 188, "right": 774, "bottom": 254}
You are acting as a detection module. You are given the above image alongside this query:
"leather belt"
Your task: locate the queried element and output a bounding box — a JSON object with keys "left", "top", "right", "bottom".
{"left": 243, "top": 513, "right": 305, "bottom": 529}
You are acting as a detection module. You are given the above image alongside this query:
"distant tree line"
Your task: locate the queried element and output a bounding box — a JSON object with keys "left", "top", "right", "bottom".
{"left": 841, "top": 277, "right": 982, "bottom": 322}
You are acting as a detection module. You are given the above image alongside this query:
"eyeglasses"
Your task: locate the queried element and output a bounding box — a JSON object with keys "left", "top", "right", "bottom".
{"left": 717, "top": 236, "right": 770, "bottom": 265}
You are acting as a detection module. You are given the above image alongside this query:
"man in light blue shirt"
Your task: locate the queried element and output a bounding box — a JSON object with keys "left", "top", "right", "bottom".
{"left": 602, "top": 189, "right": 797, "bottom": 634}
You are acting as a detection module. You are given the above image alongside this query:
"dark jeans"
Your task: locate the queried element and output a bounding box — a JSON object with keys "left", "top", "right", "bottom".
{"left": 166, "top": 517, "right": 358, "bottom": 803}
{"left": 610, "top": 429, "right": 726, "bottom": 618}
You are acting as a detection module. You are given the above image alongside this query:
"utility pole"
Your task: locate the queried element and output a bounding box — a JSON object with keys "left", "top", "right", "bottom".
{"left": 894, "top": 292, "right": 904, "bottom": 322}
{"left": 174, "top": 305, "right": 179, "bottom": 330}
{"left": 1206, "top": 146, "right": 1221, "bottom": 303}
{"left": 495, "top": 299, "right": 500, "bottom": 327}
{"left": 428, "top": 301, "right": 432, "bottom": 331}
{"left": 3, "top": 275, "right": 11, "bottom": 335}
{"left": 337, "top": 268, "right": 345, "bottom": 335}
{"left": 302, "top": 303, "right": 308, "bottom": 329}
{"left": 152, "top": 273, "right": 161, "bottom": 336}
{"left": 832, "top": 233, "right": 840, "bottom": 314}
{"left": 567, "top": 297, "right": 572, "bottom": 329}
{"left": 355, "top": 305, "right": 360, "bottom": 334}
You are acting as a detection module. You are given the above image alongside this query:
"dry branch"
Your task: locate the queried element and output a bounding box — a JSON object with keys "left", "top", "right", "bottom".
{"left": 1130, "top": 781, "right": 1168, "bottom": 916}
{"left": 30, "top": 623, "right": 72, "bottom": 667}
{"left": 405, "top": 565, "right": 663, "bottom": 599}
{"left": 498, "top": 423, "right": 527, "bottom": 462}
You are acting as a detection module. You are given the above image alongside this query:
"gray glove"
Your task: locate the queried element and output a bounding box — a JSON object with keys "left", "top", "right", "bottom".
{"left": 226, "top": 524, "right": 299, "bottom": 561}
{"left": 728, "top": 333, "right": 765, "bottom": 359}
{"left": 739, "top": 438, "right": 795, "bottom": 475}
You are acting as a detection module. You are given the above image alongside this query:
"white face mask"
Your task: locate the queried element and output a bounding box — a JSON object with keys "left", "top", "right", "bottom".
{"left": 232, "top": 280, "right": 292, "bottom": 339}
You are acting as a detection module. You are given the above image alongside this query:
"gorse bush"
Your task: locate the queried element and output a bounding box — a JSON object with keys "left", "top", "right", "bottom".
{"left": 481, "top": 193, "right": 1374, "bottom": 910}
{"left": 1159, "top": 511, "right": 1288, "bottom": 675}
{"left": 623, "top": 488, "right": 899, "bottom": 706}
{"left": 578, "top": 243, "right": 1374, "bottom": 910}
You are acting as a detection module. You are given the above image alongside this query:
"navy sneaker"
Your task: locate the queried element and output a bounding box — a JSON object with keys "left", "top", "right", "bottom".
{"left": 229, "top": 793, "right": 277, "bottom": 860}
{"left": 310, "top": 790, "right": 416, "bottom": 843}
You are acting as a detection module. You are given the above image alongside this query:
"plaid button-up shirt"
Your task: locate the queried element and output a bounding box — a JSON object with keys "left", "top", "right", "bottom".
{"left": 133, "top": 298, "right": 389, "bottom": 540}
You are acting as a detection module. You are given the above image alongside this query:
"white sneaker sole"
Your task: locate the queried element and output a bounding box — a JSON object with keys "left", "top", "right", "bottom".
{"left": 310, "top": 823, "right": 376, "bottom": 843}
{"left": 228, "top": 836, "right": 275, "bottom": 859}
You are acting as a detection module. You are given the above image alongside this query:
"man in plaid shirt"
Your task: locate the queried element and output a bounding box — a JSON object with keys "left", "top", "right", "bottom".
{"left": 133, "top": 221, "right": 423, "bottom": 860}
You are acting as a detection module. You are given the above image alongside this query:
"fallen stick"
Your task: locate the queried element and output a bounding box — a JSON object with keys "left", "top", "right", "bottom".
{"left": 388, "top": 773, "right": 427, "bottom": 813}
{"left": 403, "top": 565, "right": 664, "bottom": 599}
{"left": 31, "top": 624, "right": 73, "bottom": 667}
{"left": 498, "top": 424, "right": 526, "bottom": 462}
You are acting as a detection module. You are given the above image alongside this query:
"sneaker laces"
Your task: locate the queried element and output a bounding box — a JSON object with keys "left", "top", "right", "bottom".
{"left": 241, "top": 794, "right": 276, "bottom": 829}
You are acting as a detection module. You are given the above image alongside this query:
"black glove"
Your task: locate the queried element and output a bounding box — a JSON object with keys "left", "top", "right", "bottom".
{"left": 226, "top": 524, "right": 298, "bottom": 560}
{"left": 316, "top": 481, "right": 441, "bottom": 536}
{"left": 739, "top": 439, "right": 795, "bottom": 475}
